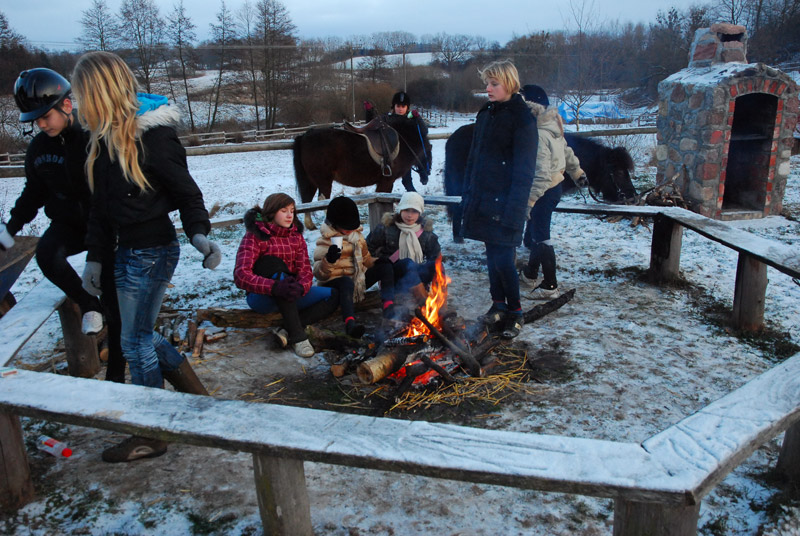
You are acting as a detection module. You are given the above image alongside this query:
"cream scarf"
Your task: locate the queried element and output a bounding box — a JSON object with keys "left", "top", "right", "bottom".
{"left": 345, "top": 231, "right": 367, "bottom": 302}
{"left": 395, "top": 222, "right": 424, "bottom": 263}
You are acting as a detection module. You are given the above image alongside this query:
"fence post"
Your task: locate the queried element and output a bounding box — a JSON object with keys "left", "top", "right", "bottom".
{"left": 776, "top": 421, "right": 800, "bottom": 483}
{"left": 368, "top": 200, "right": 393, "bottom": 231}
{"left": 252, "top": 454, "right": 312, "bottom": 536}
{"left": 732, "top": 252, "right": 767, "bottom": 332}
{"left": 649, "top": 215, "right": 683, "bottom": 282}
{"left": 57, "top": 298, "right": 101, "bottom": 378}
{"left": 0, "top": 411, "right": 34, "bottom": 510}
{"left": 613, "top": 499, "right": 700, "bottom": 536}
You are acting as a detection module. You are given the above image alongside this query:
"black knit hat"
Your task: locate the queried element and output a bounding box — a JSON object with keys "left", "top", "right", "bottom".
{"left": 521, "top": 84, "right": 549, "bottom": 107}
{"left": 326, "top": 196, "right": 360, "bottom": 231}
{"left": 391, "top": 91, "right": 410, "bottom": 107}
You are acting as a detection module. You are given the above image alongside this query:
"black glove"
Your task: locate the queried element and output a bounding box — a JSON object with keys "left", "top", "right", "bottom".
{"left": 272, "top": 276, "right": 303, "bottom": 302}
{"left": 375, "top": 256, "right": 392, "bottom": 265}
{"left": 325, "top": 245, "right": 341, "bottom": 263}
{"left": 575, "top": 173, "right": 589, "bottom": 188}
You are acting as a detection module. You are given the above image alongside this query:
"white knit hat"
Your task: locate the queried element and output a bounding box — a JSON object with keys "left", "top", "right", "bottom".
{"left": 397, "top": 192, "right": 424, "bottom": 213}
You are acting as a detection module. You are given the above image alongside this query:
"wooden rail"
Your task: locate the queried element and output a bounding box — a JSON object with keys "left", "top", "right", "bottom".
{"left": 2, "top": 195, "right": 799, "bottom": 535}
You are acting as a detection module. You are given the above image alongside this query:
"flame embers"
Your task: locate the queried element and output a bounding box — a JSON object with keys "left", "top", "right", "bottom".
{"left": 404, "top": 255, "right": 449, "bottom": 337}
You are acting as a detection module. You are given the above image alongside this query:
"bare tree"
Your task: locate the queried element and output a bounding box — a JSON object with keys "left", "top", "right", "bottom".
{"left": 713, "top": 0, "right": 753, "bottom": 25}
{"left": 431, "top": 32, "right": 473, "bottom": 70}
{"left": 118, "top": 0, "right": 165, "bottom": 93}
{"left": 167, "top": 0, "right": 197, "bottom": 131}
{"left": 238, "top": 0, "right": 262, "bottom": 129}
{"left": 385, "top": 31, "right": 416, "bottom": 91}
{"left": 255, "top": 0, "right": 297, "bottom": 128}
{"left": 207, "top": 0, "right": 236, "bottom": 131}
{"left": 558, "top": 0, "right": 599, "bottom": 131}
{"left": 78, "top": 0, "right": 118, "bottom": 51}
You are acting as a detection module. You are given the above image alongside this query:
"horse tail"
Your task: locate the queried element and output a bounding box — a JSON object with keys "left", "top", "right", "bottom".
{"left": 293, "top": 134, "right": 316, "bottom": 204}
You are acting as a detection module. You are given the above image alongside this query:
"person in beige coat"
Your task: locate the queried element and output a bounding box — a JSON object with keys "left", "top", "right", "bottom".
{"left": 312, "top": 196, "right": 397, "bottom": 337}
{"left": 520, "top": 84, "right": 587, "bottom": 300}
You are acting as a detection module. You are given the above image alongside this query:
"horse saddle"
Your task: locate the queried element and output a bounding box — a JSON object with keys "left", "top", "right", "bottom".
{"left": 342, "top": 119, "right": 399, "bottom": 176}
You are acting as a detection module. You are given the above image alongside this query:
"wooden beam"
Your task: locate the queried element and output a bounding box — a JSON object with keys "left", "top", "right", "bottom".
{"left": 732, "top": 253, "right": 767, "bottom": 332}
{"left": 56, "top": 298, "right": 101, "bottom": 378}
{"left": 253, "top": 454, "right": 313, "bottom": 536}
{"left": 0, "top": 279, "right": 66, "bottom": 367}
{"left": 0, "top": 411, "right": 34, "bottom": 510}
{"left": 613, "top": 499, "right": 700, "bottom": 536}
{"left": 776, "top": 421, "right": 800, "bottom": 484}
{"left": 649, "top": 215, "right": 683, "bottom": 282}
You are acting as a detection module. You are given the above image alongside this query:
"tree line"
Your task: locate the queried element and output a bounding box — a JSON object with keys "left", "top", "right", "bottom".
{"left": 1, "top": 0, "right": 799, "bottom": 147}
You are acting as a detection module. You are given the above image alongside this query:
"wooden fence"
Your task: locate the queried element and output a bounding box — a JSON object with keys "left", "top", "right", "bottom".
{"left": 1, "top": 195, "right": 799, "bottom": 535}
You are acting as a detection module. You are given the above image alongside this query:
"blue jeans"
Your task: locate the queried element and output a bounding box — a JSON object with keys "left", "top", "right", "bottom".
{"left": 393, "top": 258, "right": 436, "bottom": 292}
{"left": 485, "top": 243, "right": 520, "bottom": 311}
{"left": 524, "top": 182, "right": 562, "bottom": 246}
{"left": 246, "top": 285, "right": 332, "bottom": 314}
{"left": 115, "top": 242, "right": 183, "bottom": 388}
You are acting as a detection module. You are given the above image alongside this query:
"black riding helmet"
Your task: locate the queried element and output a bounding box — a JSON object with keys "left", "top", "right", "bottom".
{"left": 14, "top": 68, "right": 72, "bottom": 122}
{"left": 391, "top": 91, "right": 410, "bottom": 108}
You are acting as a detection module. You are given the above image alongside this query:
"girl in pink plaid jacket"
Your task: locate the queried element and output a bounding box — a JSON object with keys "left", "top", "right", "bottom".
{"left": 234, "top": 193, "right": 338, "bottom": 358}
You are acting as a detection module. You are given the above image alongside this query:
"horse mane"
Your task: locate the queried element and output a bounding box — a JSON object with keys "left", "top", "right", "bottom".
{"left": 609, "top": 146, "right": 635, "bottom": 171}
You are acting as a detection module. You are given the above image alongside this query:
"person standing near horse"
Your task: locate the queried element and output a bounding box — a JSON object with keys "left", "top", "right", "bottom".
{"left": 366, "top": 191, "right": 441, "bottom": 307}
{"left": 2, "top": 67, "right": 127, "bottom": 383}
{"left": 386, "top": 91, "right": 430, "bottom": 192}
{"left": 234, "top": 193, "right": 339, "bottom": 358}
{"left": 313, "top": 196, "right": 399, "bottom": 337}
{"left": 73, "top": 51, "right": 218, "bottom": 462}
{"left": 519, "top": 84, "right": 587, "bottom": 300}
{"left": 460, "top": 60, "right": 538, "bottom": 339}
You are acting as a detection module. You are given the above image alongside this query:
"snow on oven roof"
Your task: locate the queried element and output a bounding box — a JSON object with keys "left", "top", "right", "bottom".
{"left": 660, "top": 62, "right": 797, "bottom": 88}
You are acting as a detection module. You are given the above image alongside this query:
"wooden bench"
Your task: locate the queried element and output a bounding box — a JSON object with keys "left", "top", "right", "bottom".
{"left": 1, "top": 350, "right": 799, "bottom": 535}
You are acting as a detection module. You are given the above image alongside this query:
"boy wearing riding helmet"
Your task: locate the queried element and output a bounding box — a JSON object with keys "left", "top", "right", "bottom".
{"left": 386, "top": 91, "right": 430, "bottom": 192}
{"left": 2, "top": 68, "right": 127, "bottom": 382}
{"left": 519, "top": 84, "right": 586, "bottom": 301}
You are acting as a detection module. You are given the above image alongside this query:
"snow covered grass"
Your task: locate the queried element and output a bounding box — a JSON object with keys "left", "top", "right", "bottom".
{"left": 1, "top": 117, "right": 800, "bottom": 535}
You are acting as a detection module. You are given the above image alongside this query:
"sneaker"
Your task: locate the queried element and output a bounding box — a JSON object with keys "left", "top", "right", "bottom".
{"left": 519, "top": 268, "right": 543, "bottom": 289}
{"left": 102, "top": 435, "right": 168, "bottom": 463}
{"left": 528, "top": 284, "right": 561, "bottom": 300}
{"left": 81, "top": 311, "right": 104, "bottom": 336}
{"left": 478, "top": 304, "right": 506, "bottom": 326}
{"left": 345, "top": 319, "right": 365, "bottom": 339}
{"left": 292, "top": 339, "right": 315, "bottom": 358}
{"left": 501, "top": 313, "right": 524, "bottom": 339}
{"left": 273, "top": 328, "right": 289, "bottom": 348}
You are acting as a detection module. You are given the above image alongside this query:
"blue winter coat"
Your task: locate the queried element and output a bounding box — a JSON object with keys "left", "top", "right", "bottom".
{"left": 460, "top": 93, "right": 538, "bottom": 247}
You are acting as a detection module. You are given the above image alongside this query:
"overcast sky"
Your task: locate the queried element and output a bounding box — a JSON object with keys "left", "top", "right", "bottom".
{"left": 7, "top": 0, "right": 708, "bottom": 51}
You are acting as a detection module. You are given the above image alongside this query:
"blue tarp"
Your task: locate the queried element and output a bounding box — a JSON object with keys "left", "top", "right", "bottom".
{"left": 558, "top": 101, "right": 626, "bottom": 123}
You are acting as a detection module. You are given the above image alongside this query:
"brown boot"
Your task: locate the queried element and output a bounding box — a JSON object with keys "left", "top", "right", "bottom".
{"left": 163, "top": 358, "right": 209, "bottom": 396}
{"left": 410, "top": 283, "right": 428, "bottom": 305}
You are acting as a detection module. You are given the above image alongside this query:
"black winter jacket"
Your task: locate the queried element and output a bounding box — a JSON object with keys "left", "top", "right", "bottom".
{"left": 85, "top": 105, "right": 210, "bottom": 261}
{"left": 461, "top": 93, "right": 538, "bottom": 247}
{"left": 366, "top": 212, "right": 440, "bottom": 261}
{"left": 6, "top": 112, "right": 91, "bottom": 236}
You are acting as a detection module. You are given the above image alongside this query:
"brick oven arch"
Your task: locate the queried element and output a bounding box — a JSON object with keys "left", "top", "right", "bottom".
{"left": 722, "top": 91, "right": 778, "bottom": 212}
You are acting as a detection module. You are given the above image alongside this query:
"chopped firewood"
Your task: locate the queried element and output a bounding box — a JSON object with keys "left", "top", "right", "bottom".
{"left": 523, "top": 288, "right": 575, "bottom": 324}
{"left": 192, "top": 328, "right": 206, "bottom": 358}
{"left": 414, "top": 308, "right": 481, "bottom": 377}
{"left": 357, "top": 346, "right": 410, "bottom": 384}
{"left": 187, "top": 320, "right": 197, "bottom": 348}
{"left": 205, "top": 331, "right": 228, "bottom": 343}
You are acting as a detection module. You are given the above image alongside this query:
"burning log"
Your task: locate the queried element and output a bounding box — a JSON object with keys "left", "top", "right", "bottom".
{"left": 357, "top": 346, "right": 410, "bottom": 384}
{"left": 413, "top": 308, "right": 481, "bottom": 377}
{"left": 384, "top": 335, "right": 429, "bottom": 347}
{"left": 418, "top": 354, "right": 456, "bottom": 384}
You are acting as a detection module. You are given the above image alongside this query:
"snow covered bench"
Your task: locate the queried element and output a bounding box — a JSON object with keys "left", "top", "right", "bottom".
{"left": 1, "top": 351, "right": 800, "bottom": 535}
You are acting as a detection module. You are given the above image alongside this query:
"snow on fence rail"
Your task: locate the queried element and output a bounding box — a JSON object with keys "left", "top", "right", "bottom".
{"left": 2, "top": 196, "right": 800, "bottom": 535}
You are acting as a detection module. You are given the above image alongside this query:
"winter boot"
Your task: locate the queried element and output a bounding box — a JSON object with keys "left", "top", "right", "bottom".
{"left": 102, "top": 435, "right": 168, "bottom": 463}
{"left": 163, "top": 357, "right": 209, "bottom": 396}
{"left": 501, "top": 312, "right": 524, "bottom": 339}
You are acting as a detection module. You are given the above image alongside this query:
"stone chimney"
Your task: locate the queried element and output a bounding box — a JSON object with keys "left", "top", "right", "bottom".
{"left": 688, "top": 23, "right": 747, "bottom": 68}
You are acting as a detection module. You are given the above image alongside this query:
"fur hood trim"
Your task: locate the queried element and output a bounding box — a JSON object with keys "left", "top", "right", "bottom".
{"left": 243, "top": 207, "right": 304, "bottom": 239}
{"left": 381, "top": 211, "right": 433, "bottom": 231}
{"left": 136, "top": 104, "right": 181, "bottom": 136}
{"left": 527, "top": 102, "right": 563, "bottom": 136}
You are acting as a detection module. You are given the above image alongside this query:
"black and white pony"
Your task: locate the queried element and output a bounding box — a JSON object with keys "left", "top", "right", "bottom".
{"left": 444, "top": 123, "right": 637, "bottom": 241}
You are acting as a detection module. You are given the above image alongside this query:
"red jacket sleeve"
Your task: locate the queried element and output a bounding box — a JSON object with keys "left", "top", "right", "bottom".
{"left": 233, "top": 232, "right": 275, "bottom": 295}
{"left": 294, "top": 235, "right": 313, "bottom": 294}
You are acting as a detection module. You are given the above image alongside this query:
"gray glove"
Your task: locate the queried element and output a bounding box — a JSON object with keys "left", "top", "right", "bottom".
{"left": 191, "top": 234, "right": 222, "bottom": 270}
{"left": 0, "top": 223, "right": 15, "bottom": 251}
{"left": 82, "top": 261, "right": 103, "bottom": 297}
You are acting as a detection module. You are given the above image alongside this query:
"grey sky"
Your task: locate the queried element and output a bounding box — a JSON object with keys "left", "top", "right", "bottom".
{"left": 7, "top": 0, "right": 708, "bottom": 51}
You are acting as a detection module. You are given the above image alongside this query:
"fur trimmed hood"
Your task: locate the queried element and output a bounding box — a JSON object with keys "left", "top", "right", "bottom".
{"left": 527, "top": 101, "right": 563, "bottom": 137}
{"left": 381, "top": 211, "right": 434, "bottom": 231}
{"left": 243, "top": 207, "right": 304, "bottom": 240}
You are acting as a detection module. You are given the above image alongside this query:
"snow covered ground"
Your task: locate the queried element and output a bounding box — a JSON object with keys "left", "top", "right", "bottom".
{"left": 1, "top": 116, "right": 800, "bottom": 535}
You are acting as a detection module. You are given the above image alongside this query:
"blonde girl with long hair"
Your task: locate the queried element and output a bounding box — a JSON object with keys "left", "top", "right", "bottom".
{"left": 73, "top": 51, "right": 220, "bottom": 463}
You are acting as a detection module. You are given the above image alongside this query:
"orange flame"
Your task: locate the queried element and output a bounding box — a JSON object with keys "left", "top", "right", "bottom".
{"left": 404, "top": 255, "right": 449, "bottom": 337}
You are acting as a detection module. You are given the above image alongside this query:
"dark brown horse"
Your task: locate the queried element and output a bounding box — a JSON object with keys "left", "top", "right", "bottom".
{"left": 293, "top": 115, "right": 432, "bottom": 228}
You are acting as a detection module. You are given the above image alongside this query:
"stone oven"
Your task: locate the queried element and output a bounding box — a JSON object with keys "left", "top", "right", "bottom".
{"left": 656, "top": 23, "right": 799, "bottom": 220}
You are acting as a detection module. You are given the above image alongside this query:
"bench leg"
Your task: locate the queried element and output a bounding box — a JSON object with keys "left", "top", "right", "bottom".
{"left": 649, "top": 215, "right": 683, "bottom": 282}
{"left": 0, "top": 411, "right": 34, "bottom": 509}
{"left": 57, "top": 298, "right": 101, "bottom": 378}
{"left": 732, "top": 252, "right": 767, "bottom": 332}
{"left": 253, "top": 454, "right": 312, "bottom": 536}
{"left": 368, "top": 201, "right": 394, "bottom": 232}
{"left": 613, "top": 498, "right": 699, "bottom": 536}
{"left": 776, "top": 421, "right": 800, "bottom": 484}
